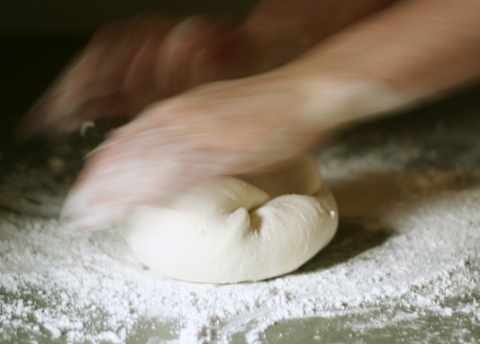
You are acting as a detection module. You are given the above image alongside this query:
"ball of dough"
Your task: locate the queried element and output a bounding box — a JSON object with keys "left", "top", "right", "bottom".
{"left": 122, "top": 156, "right": 338, "bottom": 284}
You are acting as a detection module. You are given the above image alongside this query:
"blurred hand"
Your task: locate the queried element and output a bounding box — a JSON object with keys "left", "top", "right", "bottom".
{"left": 19, "top": 0, "right": 393, "bottom": 140}
{"left": 61, "top": 70, "right": 334, "bottom": 230}
{"left": 18, "top": 14, "right": 260, "bottom": 139}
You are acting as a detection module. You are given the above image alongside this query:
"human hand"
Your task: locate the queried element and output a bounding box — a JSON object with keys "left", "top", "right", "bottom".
{"left": 17, "top": 14, "right": 260, "bottom": 139}
{"left": 18, "top": 0, "right": 393, "bottom": 141}
{"left": 60, "top": 69, "right": 335, "bottom": 231}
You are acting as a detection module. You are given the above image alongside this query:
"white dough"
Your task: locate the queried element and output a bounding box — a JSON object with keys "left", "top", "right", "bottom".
{"left": 122, "top": 156, "right": 338, "bottom": 284}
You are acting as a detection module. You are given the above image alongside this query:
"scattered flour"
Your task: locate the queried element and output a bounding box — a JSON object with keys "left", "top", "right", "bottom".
{"left": 1, "top": 122, "right": 480, "bottom": 343}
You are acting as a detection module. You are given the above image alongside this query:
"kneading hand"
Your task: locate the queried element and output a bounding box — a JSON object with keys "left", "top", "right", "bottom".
{"left": 60, "top": 70, "right": 337, "bottom": 230}
{"left": 19, "top": 0, "right": 395, "bottom": 140}
{"left": 18, "top": 14, "right": 261, "bottom": 139}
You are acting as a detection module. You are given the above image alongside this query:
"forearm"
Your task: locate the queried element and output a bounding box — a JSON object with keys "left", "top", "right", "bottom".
{"left": 293, "top": 0, "right": 480, "bottom": 123}
{"left": 242, "top": 0, "right": 395, "bottom": 70}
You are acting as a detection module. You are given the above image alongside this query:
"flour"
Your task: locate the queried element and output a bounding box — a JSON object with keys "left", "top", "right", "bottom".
{"left": 1, "top": 120, "right": 480, "bottom": 343}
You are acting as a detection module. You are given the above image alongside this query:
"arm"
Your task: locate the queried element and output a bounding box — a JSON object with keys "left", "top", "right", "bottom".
{"left": 243, "top": 0, "right": 395, "bottom": 71}
{"left": 287, "top": 0, "right": 480, "bottom": 122}
{"left": 18, "top": 0, "right": 393, "bottom": 139}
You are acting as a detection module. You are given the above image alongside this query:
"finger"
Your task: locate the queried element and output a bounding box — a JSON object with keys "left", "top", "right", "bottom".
{"left": 156, "top": 16, "right": 235, "bottom": 93}
{"left": 121, "top": 29, "right": 169, "bottom": 111}
{"left": 85, "top": 18, "right": 173, "bottom": 104}
{"left": 60, "top": 127, "right": 212, "bottom": 231}
{"left": 16, "top": 46, "right": 107, "bottom": 140}
{"left": 17, "top": 16, "right": 182, "bottom": 140}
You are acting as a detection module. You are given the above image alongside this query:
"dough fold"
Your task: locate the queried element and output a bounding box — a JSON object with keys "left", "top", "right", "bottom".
{"left": 123, "top": 155, "right": 338, "bottom": 283}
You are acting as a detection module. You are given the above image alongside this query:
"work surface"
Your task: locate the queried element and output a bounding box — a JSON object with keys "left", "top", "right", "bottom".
{"left": 1, "top": 40, "right": 480, "bottom": 343}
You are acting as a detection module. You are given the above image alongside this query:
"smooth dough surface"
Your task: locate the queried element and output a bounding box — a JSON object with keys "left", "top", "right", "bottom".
{"left": 122, "top": 156, "right": 338, "bottom": 284}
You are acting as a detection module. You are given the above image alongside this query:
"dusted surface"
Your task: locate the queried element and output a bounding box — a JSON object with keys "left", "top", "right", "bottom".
{"left": 1, "top": 40, "right": 480, "bottom": 344}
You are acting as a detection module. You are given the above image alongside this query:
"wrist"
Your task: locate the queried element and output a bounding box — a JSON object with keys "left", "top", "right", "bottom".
{"left": 297, "top": 73, "right": 414, "bottom": 129}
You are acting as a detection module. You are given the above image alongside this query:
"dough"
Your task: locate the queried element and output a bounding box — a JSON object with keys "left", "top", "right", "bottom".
{"left": 122, "top": 156, "right": 338, "bottom": 284}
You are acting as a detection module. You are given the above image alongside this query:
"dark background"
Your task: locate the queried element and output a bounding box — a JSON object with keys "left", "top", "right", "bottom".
{"left": 0, "top": 0, "right": 258, "bottom": 37}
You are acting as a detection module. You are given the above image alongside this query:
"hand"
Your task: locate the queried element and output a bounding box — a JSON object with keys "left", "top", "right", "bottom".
{"left": 18, "top": 0, "right": 393, "bottom": 141}
{"left": 17, "top": 14, "right": 260, "bottom": 139}
{"left": 61, "top": 70, "right": 335, "bottom": 231}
